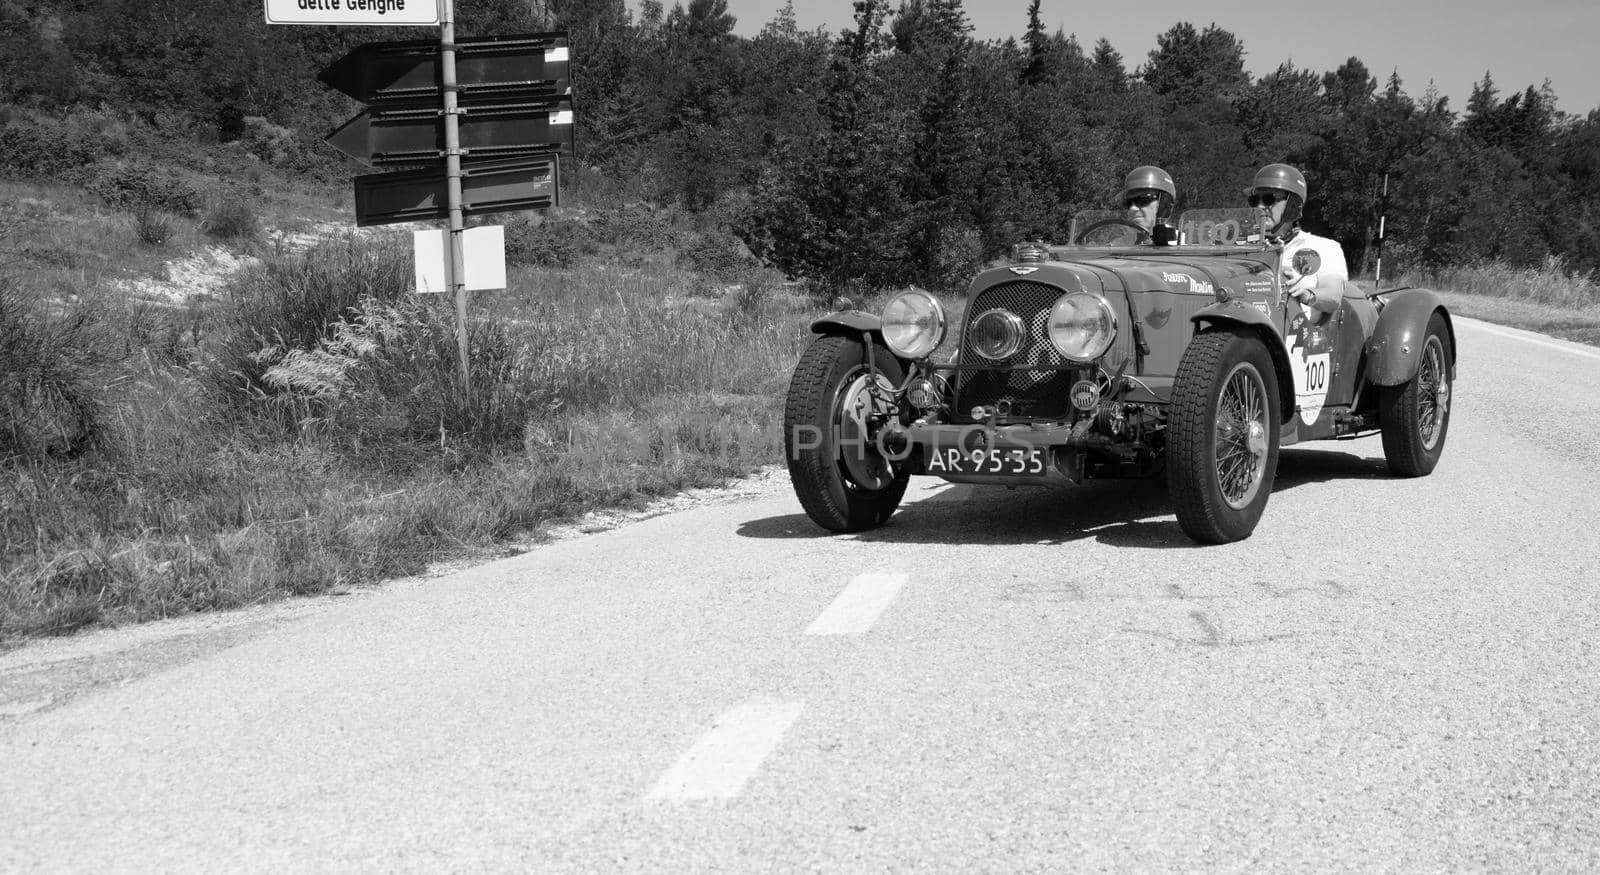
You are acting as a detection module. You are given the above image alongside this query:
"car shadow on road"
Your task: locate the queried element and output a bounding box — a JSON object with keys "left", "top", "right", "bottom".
{"left": 736, "top": 447, "right": 1388, "bottom": 547}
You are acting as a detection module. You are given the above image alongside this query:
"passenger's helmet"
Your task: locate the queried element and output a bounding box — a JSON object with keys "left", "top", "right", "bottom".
{"left": 1119, "top": 165, "right": 1177, "bottom": 203}
{"left": 1246, "top": 163, "right": 1308, "bottom": 206}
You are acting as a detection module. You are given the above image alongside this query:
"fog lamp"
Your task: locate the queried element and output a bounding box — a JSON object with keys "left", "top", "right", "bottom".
{"left": 907, "top": 378, "right": 942, "bottom": 410}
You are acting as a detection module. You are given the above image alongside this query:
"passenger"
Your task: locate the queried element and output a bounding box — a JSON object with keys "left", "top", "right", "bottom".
{"left": 1246, "top": 163, "right": 1348, "bottom": 315}
{"left": 1119, "top": 165, "right": 1177, "bottom": 235}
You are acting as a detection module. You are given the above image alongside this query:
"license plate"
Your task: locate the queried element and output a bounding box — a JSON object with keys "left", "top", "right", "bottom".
{"left": 924, "top": 445, "right": 1048, "bottom": 477}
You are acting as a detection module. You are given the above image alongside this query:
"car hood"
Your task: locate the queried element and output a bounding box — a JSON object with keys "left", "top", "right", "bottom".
{"left": 973, "top": 251, "right": 1279, "bottom": 299}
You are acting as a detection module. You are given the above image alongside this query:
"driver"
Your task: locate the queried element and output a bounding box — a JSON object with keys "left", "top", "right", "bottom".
{"left": 1119, "top": 165, "right": 1177, "bottom": 234}
{"left": 1246, "top": 163, "right": 1347, "bottom": 314}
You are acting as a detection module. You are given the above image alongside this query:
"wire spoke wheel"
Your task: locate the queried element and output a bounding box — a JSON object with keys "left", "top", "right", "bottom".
{"left": 1168, "top": 329, "right": 1280, "bottom": 544}
{"left": 1416, "top": 335, "right": 1448, "bottom": 451}
{"left": 1215, "top": 364, "right": 1269, "bottom": 509}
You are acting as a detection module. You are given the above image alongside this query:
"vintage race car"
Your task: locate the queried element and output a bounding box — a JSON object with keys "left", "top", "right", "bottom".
{"left": 783, "top": 208, "right": 1455, "bottom": 543}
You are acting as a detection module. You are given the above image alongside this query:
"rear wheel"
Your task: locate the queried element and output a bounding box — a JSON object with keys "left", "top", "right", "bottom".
{"left": 1167, "top": 329, "right": 1281, "bottom": 544}
{"left": 1378, "top": 312, "right": 1453, "bottom": 477}
{"left": 784, "top": 334, "right": 909, "bottom": 532}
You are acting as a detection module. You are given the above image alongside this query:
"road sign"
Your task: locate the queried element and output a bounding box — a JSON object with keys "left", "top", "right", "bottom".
{"left": 318, "top": 33, "right": 569, "bottom": 102}
{"left": 264, "top": 0, "right": 441, "bottom": 26}
{"left": 326, "top": 96, "right": 574, "bottom": 166}
{"left": 353, "top": 154, "right": 559, "bottom": 227}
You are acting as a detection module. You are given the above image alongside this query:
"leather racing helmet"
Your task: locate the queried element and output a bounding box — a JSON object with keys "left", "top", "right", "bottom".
{"left": 1120, "top": 165, "right": 1176, "bottom": 202}
{"left": 1119, "top": 165, "right": 1176, "bottom": 219}
{"left": 1247, "top": 163, "right": 1307, "bottom": 238}
{"left": 1245, "top": 163, "right": 1308, "bottom": 205}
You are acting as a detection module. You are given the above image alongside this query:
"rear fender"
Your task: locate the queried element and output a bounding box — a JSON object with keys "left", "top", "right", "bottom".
{"left": 1363, "top": 289, "right": 1455, "bottom": 386}
{"left": 1192, "top": 302, "right": 1295, "bottom": 423}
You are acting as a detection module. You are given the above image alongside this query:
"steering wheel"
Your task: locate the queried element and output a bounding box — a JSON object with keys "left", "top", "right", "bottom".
{"left": 1073, "top": 218, "right": 1152, "bottom": 245}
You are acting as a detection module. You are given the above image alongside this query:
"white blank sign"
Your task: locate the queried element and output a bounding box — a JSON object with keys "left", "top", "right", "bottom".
{"left": 414, "top": 226, "right": 506, "bottom": 294}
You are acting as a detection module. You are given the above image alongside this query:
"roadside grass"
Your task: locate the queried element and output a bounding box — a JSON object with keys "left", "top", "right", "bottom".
{"left": 1, "top": 233, "right": 813, "bottom": 644}
{"left": 1, "top": 175, "right": 340, "bottom": 303}
{"left": 1396, "top": 257, "right": 1600, "bottom": 346}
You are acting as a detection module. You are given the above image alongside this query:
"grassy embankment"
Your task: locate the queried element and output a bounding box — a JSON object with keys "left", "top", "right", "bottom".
{"left": 1396, "top": 256, "right": 1600, "bottom": 345}
{"left": 1, "top": 171, "right": 824, "bottom": 644}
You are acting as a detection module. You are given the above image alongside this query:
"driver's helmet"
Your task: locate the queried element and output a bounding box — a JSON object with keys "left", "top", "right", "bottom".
{"left": 1118, "top": 165, "right": 1176, "bottom": 218}
{"left": 1245, "top": 163, "right": 1307, "bottom": 207}
{"left": 1245, "top": 163, "right": 1307, "bottom": 238}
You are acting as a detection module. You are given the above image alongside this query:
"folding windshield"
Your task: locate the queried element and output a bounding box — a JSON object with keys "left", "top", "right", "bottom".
{"left": 1173, "top": 208, "right": 1266, "bottom": 245}
{"left": 1065, "top": 210, "right": 1146, "bottom": 247}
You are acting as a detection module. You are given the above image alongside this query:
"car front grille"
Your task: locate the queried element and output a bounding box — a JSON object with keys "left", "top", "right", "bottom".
{"left": 955, "top": 280, "right": 1080, "bottom": 420}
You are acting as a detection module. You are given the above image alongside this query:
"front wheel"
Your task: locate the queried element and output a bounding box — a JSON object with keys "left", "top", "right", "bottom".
{"left": 784, "top": 334, "right": 909, "bottom": 532}
{"left": 1167, "top": 329, "right": 1281, "bottom": 544}
{"left": 1378, "top": 311, "right": 1453, "bottom": 477}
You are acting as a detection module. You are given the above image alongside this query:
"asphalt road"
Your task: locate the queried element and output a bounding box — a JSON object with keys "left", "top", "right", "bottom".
{"left": 3, "top": 316, "right": 1599, "bottom": 871}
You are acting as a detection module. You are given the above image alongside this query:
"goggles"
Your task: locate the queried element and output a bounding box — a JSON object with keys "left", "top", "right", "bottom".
{"left": 1248, "top": 191, "right": 1287, "bottom": 207}
{"left": 1124, "top": 193, "right": 1160, "bottom": 208}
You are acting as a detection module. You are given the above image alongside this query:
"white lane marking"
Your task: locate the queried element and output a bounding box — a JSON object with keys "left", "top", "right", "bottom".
{"left": 804, "top": 573, "right": 907, "bottom": 636}
{"left": 648, "top": 702, "right": 804, "bottom": 801}
{"left": 1456, "top": 316, "right": 1600, "bottom": 362}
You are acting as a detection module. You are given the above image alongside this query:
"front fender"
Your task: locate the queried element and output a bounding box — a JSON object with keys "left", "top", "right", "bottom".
{"left": 808, "top": 310, "right": 915, "bottom": 373}
{"left": 1191, "top": 301, "right": 1295, "bottom": 421}
{"left": 809, "top": 309, "right": 882, "bottom": 337}
{"left": 1364, "top": 289, "right": 1454, "bottom": 386}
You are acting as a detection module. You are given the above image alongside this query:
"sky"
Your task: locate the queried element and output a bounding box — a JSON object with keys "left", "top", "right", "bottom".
{"left": 693, "top": 0, "right": 1600, "bottom": 116}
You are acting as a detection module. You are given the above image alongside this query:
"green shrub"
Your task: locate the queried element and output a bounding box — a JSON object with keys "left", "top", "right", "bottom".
{"left": 504, "top": 214, "right": 598, "bottom": 268}
{"left": 0, "top": 276, "right": 123, "bottom": 460}
{"left": 89, "top": 160, "right": 202, "bottom": 216}
{"left": 590, "top": 203, "right": 687, "bottom": 251}
{"left": 133, "top": 206, "right": 176, "bottom": 246}
{"left": 0, "top": 117, "right": 101, "bottom": 176}
{"left": 679, "top": 229, "right": 758, "bottom": 279}
{"left": 200, "top": 199, "right": 260, "bottom": 242}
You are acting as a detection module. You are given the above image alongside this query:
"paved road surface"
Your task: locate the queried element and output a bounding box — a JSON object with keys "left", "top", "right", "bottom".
{"left": 3, "top": 317, "right": 1598, "bottom": 870}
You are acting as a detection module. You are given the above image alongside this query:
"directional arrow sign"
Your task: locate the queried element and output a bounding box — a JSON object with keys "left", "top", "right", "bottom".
{"left": 327, "top": 96, "right": 574, "bottom": 166}
{"left": 318, "top": 33, "right": 569, "bottom": 102}
{"left": 353, "top": 154, "right": 559, "bottom": 226}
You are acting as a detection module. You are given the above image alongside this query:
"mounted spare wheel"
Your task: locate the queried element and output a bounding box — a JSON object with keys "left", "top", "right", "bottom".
{"left": 783, "top": 334, "right": 909, "bottom": 532}
{"left": 1167, "top": 328, "right": 1281, "bottom": 544}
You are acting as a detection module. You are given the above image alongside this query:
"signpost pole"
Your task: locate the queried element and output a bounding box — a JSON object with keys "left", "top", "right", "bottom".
{"left": 441, "top": 0, "right": 470, "bottom": 393}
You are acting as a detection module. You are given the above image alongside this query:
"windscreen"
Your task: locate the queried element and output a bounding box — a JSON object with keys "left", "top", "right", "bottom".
{"left": 1066, "top": 210, "right": 1148, "bottom": 247}
{"left": 1173, "top": 208, "right": 1266, "bottom": 245}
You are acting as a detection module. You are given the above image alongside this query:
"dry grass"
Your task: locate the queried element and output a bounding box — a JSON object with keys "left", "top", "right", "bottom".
{"left": 1397, "top": 257, "right": 1600, "bottom": 346}
{"left": 1, "top": 231, "right": 814, "bottom": 644}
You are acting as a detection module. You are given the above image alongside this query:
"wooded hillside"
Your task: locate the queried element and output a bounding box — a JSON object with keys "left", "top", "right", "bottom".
{"left": 4, "top": 0, "right": 1596, "bottom": 289}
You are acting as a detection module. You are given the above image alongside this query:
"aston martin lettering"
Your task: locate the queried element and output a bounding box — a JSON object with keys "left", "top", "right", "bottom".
{"left": 1009, "top": 266, "right": 1039, "bottom": 275}
{"left": 1162, "top": 272, "right": 1214, "bottom": 295}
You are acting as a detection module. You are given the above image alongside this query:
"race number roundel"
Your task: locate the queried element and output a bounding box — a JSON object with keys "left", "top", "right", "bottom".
{"left": 1284, "top": 313, "right": 1332, "bottom": 426}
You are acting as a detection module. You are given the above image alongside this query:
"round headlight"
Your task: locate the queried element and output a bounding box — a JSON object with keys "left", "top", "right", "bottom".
{"left": 881, "top": 290, "right": 946, "bottom": 359}
{"left": 1048, "top": 293, "right": 1117, "bottom": 361}
{"left": 970, "top": 309, "right": 1025, "bottom": 360}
